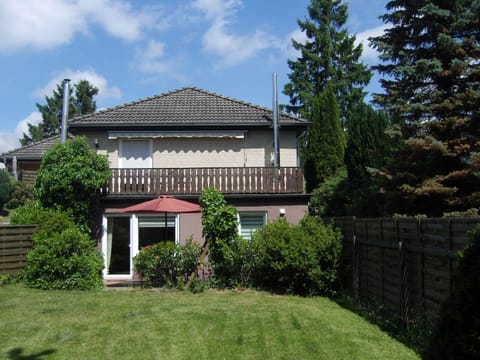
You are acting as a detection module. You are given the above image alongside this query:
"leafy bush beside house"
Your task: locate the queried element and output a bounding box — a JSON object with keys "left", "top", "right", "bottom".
{"left": 251, "top": 216, "right": 342, "bottom": 296}
{"left": 23, "top": 226, "right": 104, "bottom": 290}
{"left": 11, "top": 203, "right": 104, "bottom": 290}
{"left": 133, "top": 238, "right": 202, "bottom": 288}
{"left": 5, "top": 180, "right": 34, "bottom": 210}
{"left": 198, "top": 188, "right": 239, "bottom": 287}
{"left": 33, "top": 136, "right": 110, "bottom": 235}
{"left": 0, "top": 169, "right": 12, "bottom": 212}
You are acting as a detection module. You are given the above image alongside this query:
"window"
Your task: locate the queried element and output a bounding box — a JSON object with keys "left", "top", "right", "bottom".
{"left": 138, "top": 215, "right": 176, "bottom": 248}
{"left": 119, "top": 139, "right": 152, "bottom": 168}
{"left": 239, "top": 212, "right": 267, "bottom": 240}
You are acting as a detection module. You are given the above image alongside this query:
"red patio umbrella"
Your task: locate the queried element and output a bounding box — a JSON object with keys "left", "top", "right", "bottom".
{"left": 120, "top": 196, "right": 201, "bottom": 213}
{"left": 120, "top": 196, "right": 201, "bottom": 241}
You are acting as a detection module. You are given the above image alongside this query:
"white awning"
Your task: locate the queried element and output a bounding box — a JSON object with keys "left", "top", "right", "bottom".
{"left": 108, "top": 130, "right": 247, "bottom": 139}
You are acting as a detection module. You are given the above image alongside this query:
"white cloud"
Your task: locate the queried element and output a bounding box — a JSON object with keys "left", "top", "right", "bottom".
{"left": 0, "top": 111, "right": 42, "bottom": 153}
{"left": 34, "top": 69, "right": 122, "bottom": 102}
{"left": 355, "top": 25, "right": 387, "bottom": 63}
{"left": 281, "top": 28, "right": 308, "bottom": 60}
{"left": 192, "top": 0, "right": 277, "bottom": 68}
{"left": 131, "top": 40, "right": 189, "bottom": 84}
{"left": 15, "top": 112, "right": 42, "bottom": 140}
{"left": 0, "top": 0, "right": 163, "bottom": 53}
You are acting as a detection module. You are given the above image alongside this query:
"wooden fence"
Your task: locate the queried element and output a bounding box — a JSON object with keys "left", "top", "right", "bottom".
{"left": 328, "top": 217, "right": 480, "bottom": 323}
{"left": 0, "top": 225, "right": 36, "bottom": 275}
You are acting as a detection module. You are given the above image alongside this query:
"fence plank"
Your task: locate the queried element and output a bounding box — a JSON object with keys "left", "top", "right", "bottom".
{"left": 329, "top": 217, "right": 480, "bottom": 324}
{"left": 0, "top": 225, "right": 36, "bottom": 275}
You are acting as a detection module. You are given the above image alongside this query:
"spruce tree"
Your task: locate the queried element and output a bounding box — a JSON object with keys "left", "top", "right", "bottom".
{"left": 283, "top": 0, "right": 371, "bottom": 121}
{"left": 21, "top": 80, "right": 98, "bottom": 145}
{"left": 370, "top": 0, "right": 480, "bottom": 216}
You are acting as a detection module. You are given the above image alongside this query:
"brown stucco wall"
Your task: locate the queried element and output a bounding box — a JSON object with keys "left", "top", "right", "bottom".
{"left": 178, "top": 203, "right": 308, "bottom": 246}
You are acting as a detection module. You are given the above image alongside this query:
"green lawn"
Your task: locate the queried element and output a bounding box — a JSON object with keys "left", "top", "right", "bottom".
{"left": 0, "top": 285, "right": 419, "bottom": 360}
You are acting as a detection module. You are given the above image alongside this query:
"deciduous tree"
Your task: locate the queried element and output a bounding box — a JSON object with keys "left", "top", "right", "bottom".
{"left": 33, "top": 136, "right": 110, "bottom": 234}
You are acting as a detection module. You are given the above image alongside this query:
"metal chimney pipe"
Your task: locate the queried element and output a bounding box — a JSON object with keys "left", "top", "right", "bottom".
{"left": 61, "top": 79, "right": 70, "bottom": 143}
{"left": 272, "top": 72, "right": 280, "bottom": 168}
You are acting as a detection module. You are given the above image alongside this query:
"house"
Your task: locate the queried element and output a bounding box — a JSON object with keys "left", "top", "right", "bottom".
{"left": 1, "top": 135, "right": 60, "bottom": 186}
{"left": 12, "top": 87, "right": 310, "bottom": 281}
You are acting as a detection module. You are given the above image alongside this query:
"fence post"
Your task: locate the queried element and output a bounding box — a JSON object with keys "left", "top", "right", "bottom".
{"left": 398, "top": 239, "right": 407, "bottom": 326}
{"left": 352, "top": 217, "right": 359, "bottom": 299}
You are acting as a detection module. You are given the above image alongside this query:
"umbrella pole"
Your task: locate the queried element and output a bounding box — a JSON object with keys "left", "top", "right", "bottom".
{"left": 164, "top": 212, "right": 167, "bottom": 242}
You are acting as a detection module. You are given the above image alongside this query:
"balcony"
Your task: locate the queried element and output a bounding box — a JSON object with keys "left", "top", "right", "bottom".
{"left": 105, "top": 167, "right": 304, "bottom": 196}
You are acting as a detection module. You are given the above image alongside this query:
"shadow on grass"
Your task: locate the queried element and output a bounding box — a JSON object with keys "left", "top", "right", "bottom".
{"left": 331, "top": 294, "right": 432, "bottom": 356}
{"left": 7, "top": 348, "right": 56, "bottom": 360}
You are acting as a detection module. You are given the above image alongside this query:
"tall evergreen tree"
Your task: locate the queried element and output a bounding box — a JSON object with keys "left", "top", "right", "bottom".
{"left": 304, "top": 84, "right": 345, "bottom": 192}
{"left": 21, "top": 80, "right": 98, "bottom": 145}
{"left": 283, "top": 0, "right": 371, "bottom": 121}
{"left": 345, "top": 103, "right": 389, "bottom": 181}
{"left": 370, "top": 0, "right": 480, "bottom": 216}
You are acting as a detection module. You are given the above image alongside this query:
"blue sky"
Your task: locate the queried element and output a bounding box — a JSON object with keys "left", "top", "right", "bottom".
{"left": 0, "top": 0, "right": 387, "bottom": 153}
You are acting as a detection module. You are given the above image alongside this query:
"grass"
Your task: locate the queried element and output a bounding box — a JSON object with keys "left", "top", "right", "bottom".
{"left": 0, "top": 285, "right": 420, "bottom": 360}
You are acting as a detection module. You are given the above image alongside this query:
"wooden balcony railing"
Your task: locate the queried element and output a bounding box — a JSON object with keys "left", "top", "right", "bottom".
{"left": 105, "top": 167, "right": 304, "bottom": 196}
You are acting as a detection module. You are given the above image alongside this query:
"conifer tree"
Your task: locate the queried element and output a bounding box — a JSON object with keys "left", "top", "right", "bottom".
{"left": 345, "top": 103, "right": 389, "bottom": 181}
{"left": 370, "top": 0, "right": 480, "bottom": 216}
{"left": 21, "top": 80, "right": 98, "bottom": 145}
{"left": 304, "top": 85, "right": 345, "bottom": 192}
{"left": 283, "top": 0, "right": 371, "bottom": 121}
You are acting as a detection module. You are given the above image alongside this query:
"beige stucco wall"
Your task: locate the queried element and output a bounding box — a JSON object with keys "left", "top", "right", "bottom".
{"left": 84, "top": 128, "right": 299, "bottom": 168}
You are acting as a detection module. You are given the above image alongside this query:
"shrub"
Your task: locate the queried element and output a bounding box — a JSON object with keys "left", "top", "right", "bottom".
{"left": 198, "top": 188, "right": 239, "bottom": 287}
{"left": 133, "top": 238, "right": 202, "bottom": 288}
{"left": 423, "top": 225, "right": 480, "bottom": 359}
{"left": 10, "top": 201, "right": 76, "bottom": 235}
{"left": 33, "top": 136, "right": 110, "bottom": 234}
{"left": 5, "top": 180, "right": 34, "bottom": 210}
{"left": 0, "top": 169, "right": 12, "bottom": 211}
{"left": 251, "top": 216, "right": 342, "bottom": 296}
{"left": 22, "top": 226, "right": 104, "bottom": 290}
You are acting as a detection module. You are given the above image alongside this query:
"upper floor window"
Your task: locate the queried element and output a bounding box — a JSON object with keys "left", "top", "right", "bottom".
{"left": 119, "top": 139, "right": 152, "bottom": 168}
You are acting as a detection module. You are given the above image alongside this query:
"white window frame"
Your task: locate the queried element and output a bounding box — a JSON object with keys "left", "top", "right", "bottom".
{"left": 238, "top": 211, "right": 267, "bottom": 240}
{"left": 101, "top": 213, "right": 179, "bottom": 280}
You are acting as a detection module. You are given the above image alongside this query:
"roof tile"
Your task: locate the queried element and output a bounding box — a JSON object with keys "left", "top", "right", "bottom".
{"left": 69, "top": 87, "right": 308, "bottom": 128}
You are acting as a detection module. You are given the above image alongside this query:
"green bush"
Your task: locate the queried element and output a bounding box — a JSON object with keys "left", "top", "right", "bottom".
{"left": 10, "top": 201, "right": 76, "bottom": 235}
{"left": 133, "top": 238, "right": 202, "bottom": 288}
{"left": 423, "top": 225, "right": 480, "bottom": 359}
{"left": 5, "top": 180, "right": 34, "bottom": 210}
{"left": 198, "top": 188, "right": 239, "bottom": 287}
{"left": 33, "top": 136, "right": 110, "bottom": 234}
{"left": 0, "top": 169, "right": 12, "bottom": 211}
{"left": 22, "top": 226, "right": 104, "bottom": 290}
{"left": 251, "top": 216, "right": 342, "bottom": 296}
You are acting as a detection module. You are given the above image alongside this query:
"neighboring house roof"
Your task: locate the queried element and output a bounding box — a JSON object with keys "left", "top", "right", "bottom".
{"left": 69, "top": 87, "right": 308, "bottom": 129}
{"left": 0, "top": 135, "right": 60, "bottom": 160}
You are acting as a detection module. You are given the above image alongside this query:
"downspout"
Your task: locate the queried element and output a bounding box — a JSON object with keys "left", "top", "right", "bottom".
{"left": 272, "top": 72, "right": 280, "bottom": 168}
{"left": 61, "top": 79, "right": 70, "bottom": 143}
{"left": 12, "top": 156, "right": 18, "bottom": 181}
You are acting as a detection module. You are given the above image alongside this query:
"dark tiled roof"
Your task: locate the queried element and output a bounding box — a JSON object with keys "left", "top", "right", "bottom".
{"left": 1, "top": 135, "right": 60, "bottom": 160}
{"left": 69, "top": 87, "right": 308, "bottom": 128}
